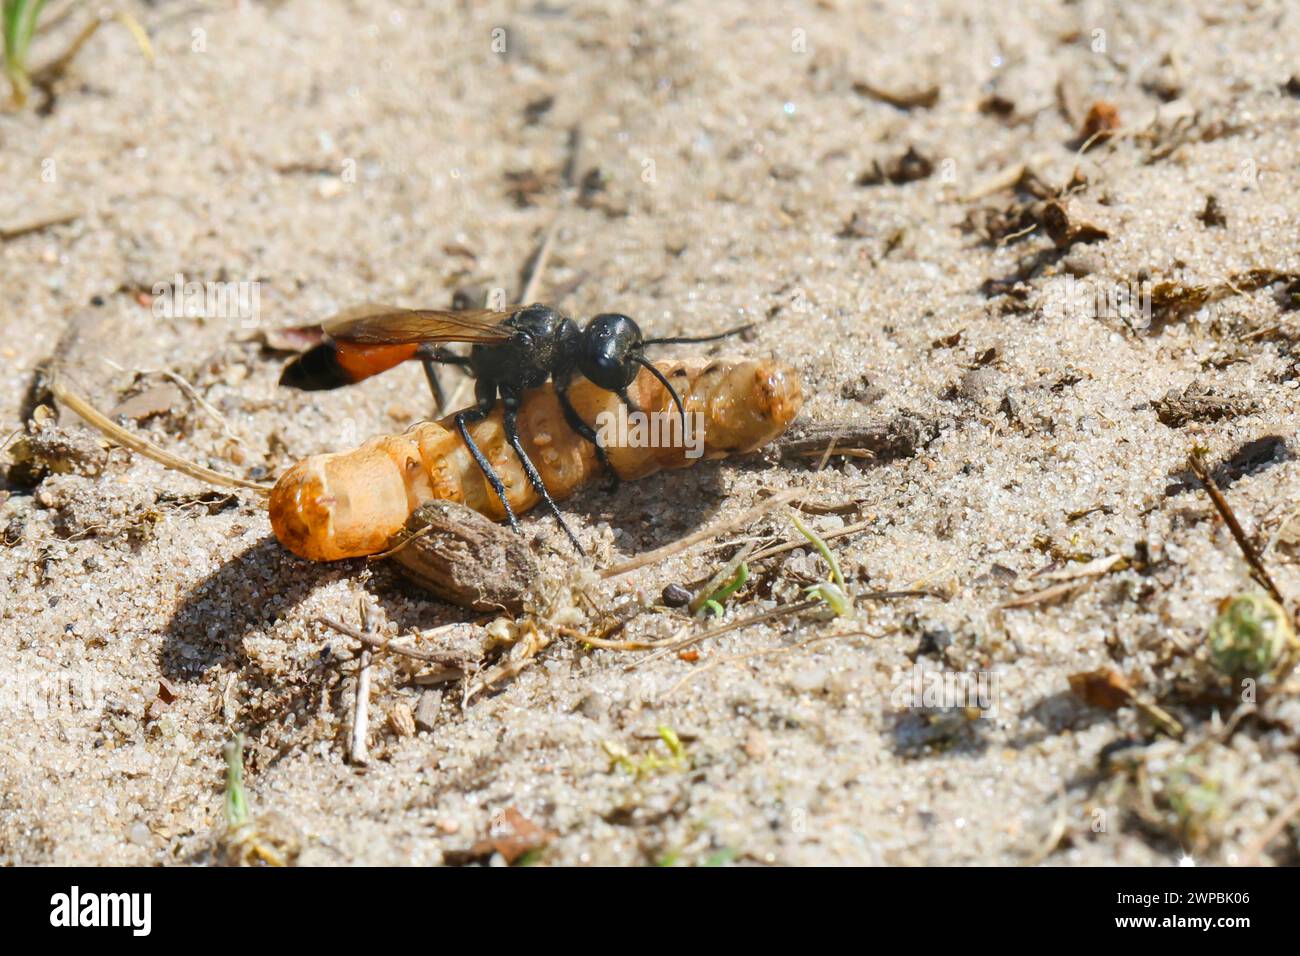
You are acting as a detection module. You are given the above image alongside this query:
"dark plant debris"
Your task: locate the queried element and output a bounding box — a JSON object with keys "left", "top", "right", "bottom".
{"left": 856, "top": 146, "right": 934, "bottom": 187}
{"left": 1153, "top": 383, "right": 1257, "bottom": 428}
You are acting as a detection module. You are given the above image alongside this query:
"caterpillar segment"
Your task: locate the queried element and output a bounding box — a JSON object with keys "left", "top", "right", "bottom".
{"left": 269, "top": 359, "right": 802, "bottom": 561}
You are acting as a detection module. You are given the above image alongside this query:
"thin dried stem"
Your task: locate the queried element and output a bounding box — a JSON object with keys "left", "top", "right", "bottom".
{"left": 49, "top": 375, "right": 271, "bottom": 496}
{"left": 746, "top": 518, "right": 873, "bottom": 564}
{"left": 626, "top": 598, "right": 819, "bottom": 671}
{"left": 315, "top": 616, "right": 472, "bottom": 665}
{"left": 601, "top": 488, "right": 798, "bottom": 578}
{"left": 1189, "top": 450, "right": 1286, "bottom": 607}
{"left": 350, "top": 602, "right": 374, "bottom": 766}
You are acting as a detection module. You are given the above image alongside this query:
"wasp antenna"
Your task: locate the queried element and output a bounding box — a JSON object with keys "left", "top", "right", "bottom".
{"left": 642, "top": 322, "right": 753, "bottom": 347}
{"left": 617, "top": 387, "right": 642, "bottom": 416}
{"left": 633, "top": 355, "right": 687, "bottom": 430}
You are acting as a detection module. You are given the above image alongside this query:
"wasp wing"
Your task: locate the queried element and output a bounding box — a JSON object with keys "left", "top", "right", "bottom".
{"left": 321, "top": 303, "right": 517, "bottom": 346}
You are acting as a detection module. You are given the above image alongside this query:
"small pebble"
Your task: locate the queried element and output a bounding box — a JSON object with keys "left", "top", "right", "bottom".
{"left": 388, "top": 703, "right": 416, "bottom": 738}
{"left": 661, "top": 583, "right": 691, "bottom": 607}
{"left": 788, "top": 667, "right": 828, "bottom": 694}
{"left": 1062, "top": 248, "right": 1103, "bottom": 276}
{"left": 415, "top": 690, "right": 442, "bottom": 733}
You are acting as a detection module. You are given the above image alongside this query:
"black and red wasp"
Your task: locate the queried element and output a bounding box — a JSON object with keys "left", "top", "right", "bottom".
{"left": 279, "top": 303, "right": 749, "bottom": 554}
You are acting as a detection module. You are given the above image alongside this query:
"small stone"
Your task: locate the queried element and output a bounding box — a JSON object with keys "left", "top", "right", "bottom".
{"left": 128, "top": 822, "right": 152, "bottom": 846}
{"left": 957, "top": 367, "right": 1002, "bottom": 410}
{"left": 788, "top": 667, "right": 828, "bottom": 694}
{"left": 1062, "top": 248, "right": 1102, "bottom": 276}
{"left": 661, "top": 583, "right": 691, "bottom": 607}
{"left": 144, "top": 698, "right": 169, "bottom": 723}
{"left": 388, "top": 702, "right": 416, "bottom": 737}
{"left": 415, "top": 690, "right": 442, "bottom": 733}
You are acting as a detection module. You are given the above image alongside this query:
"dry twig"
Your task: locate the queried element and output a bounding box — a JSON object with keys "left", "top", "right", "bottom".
{"left": 601, "top": 488, "right": 799, "bottom": 578}
{"left": 1189, "top": 450, "right": 1286, "bottom": 607}
{"left": 350, "top": 602, "right": 374, "bottom": 766}
{"left": 48, "top": 374, "right": 271, "bottom": 495}
{"left": 626, "top": 598, "right": 820, "bottom": 671}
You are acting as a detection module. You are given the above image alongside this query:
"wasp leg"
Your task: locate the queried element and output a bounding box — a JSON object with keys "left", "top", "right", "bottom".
{"left": 420, "top": 359, "right": 446, "bottom": 413}
{"left": 555, "top": 376, "right": 619, "bottom": 493}
{"left": 501, "top": 387, "right": 586, "bottom": 555}
{"left": 454, "top": 381, "right": 522, "bottom": 536}
{"left": 419, "top": 345, "right": 473, "bottom": 415}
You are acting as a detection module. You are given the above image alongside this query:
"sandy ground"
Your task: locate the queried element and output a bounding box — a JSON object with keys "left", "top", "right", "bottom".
{"left": 2, "top": 0, "right": 1300, "bottom": 865}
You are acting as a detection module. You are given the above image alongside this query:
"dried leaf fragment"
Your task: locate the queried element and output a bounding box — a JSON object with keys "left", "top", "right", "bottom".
{"left": 852, "top": 80, "right": 939, "bottom": 110}
{"left": 1153, "top": 383, "right": 1256, "bottom": 428}
{"left": 1069, "top": 668, "right": 1133, "bottom": 710}
{"left": 1080, "top": 101, "right": 1121, "bottom": 143}
{"left": 108, "top": 383, "right": 183, "bottom": 422}
{"left": 1041, "top": 198, "right": 1111, "bottom": 249}
{"left": 384, "top": 500, "right": 541, "bottom": 613}
{"left": 445, "top": 807, "right": 555, "bottom": 865}
{"left": 856, "top": 146, "right": 934, "bottom": 186}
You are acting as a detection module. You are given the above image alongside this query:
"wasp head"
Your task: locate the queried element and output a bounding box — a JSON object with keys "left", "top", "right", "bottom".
{"left": 578, "top": 313, "right": 644, "bottom": 391}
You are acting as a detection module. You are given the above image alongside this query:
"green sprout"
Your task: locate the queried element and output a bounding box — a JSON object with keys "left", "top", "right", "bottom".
{"left": 702, "top": 846, "right": 739, "bottom": 866}
{"left": 3, "top": 2, "right": 153, "bottom": 108}
{"left": 603, "top": 725, "right": 690, "bottom": 778}
{"left": 791, "top": 510, "right": 853, "bottom": 617}
{"left": 1208, "top": 592, "right": 1294, "bottom": 678}
{"left": 222, "top": 733, "right": 249, "bottom": 828}
{"left": 657, "top": 845, "right": 739, "bottom": 867}
{"left": 657, "top": 844, "right": 739, "bottom": 867}
{"left": 658, "top": 724, "right": 686, "bottom": 761}
{"left": 700, "top": 561, "right": 749, "bottom": 617}
{"left": 1162, "top": 755, "right": 1225, "bottom": 849}
{"left": 217, "top": 734, "right": 301, "bottom": 866}
{"left": 2, "top": 0, "right": 44, "bottom": 105}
